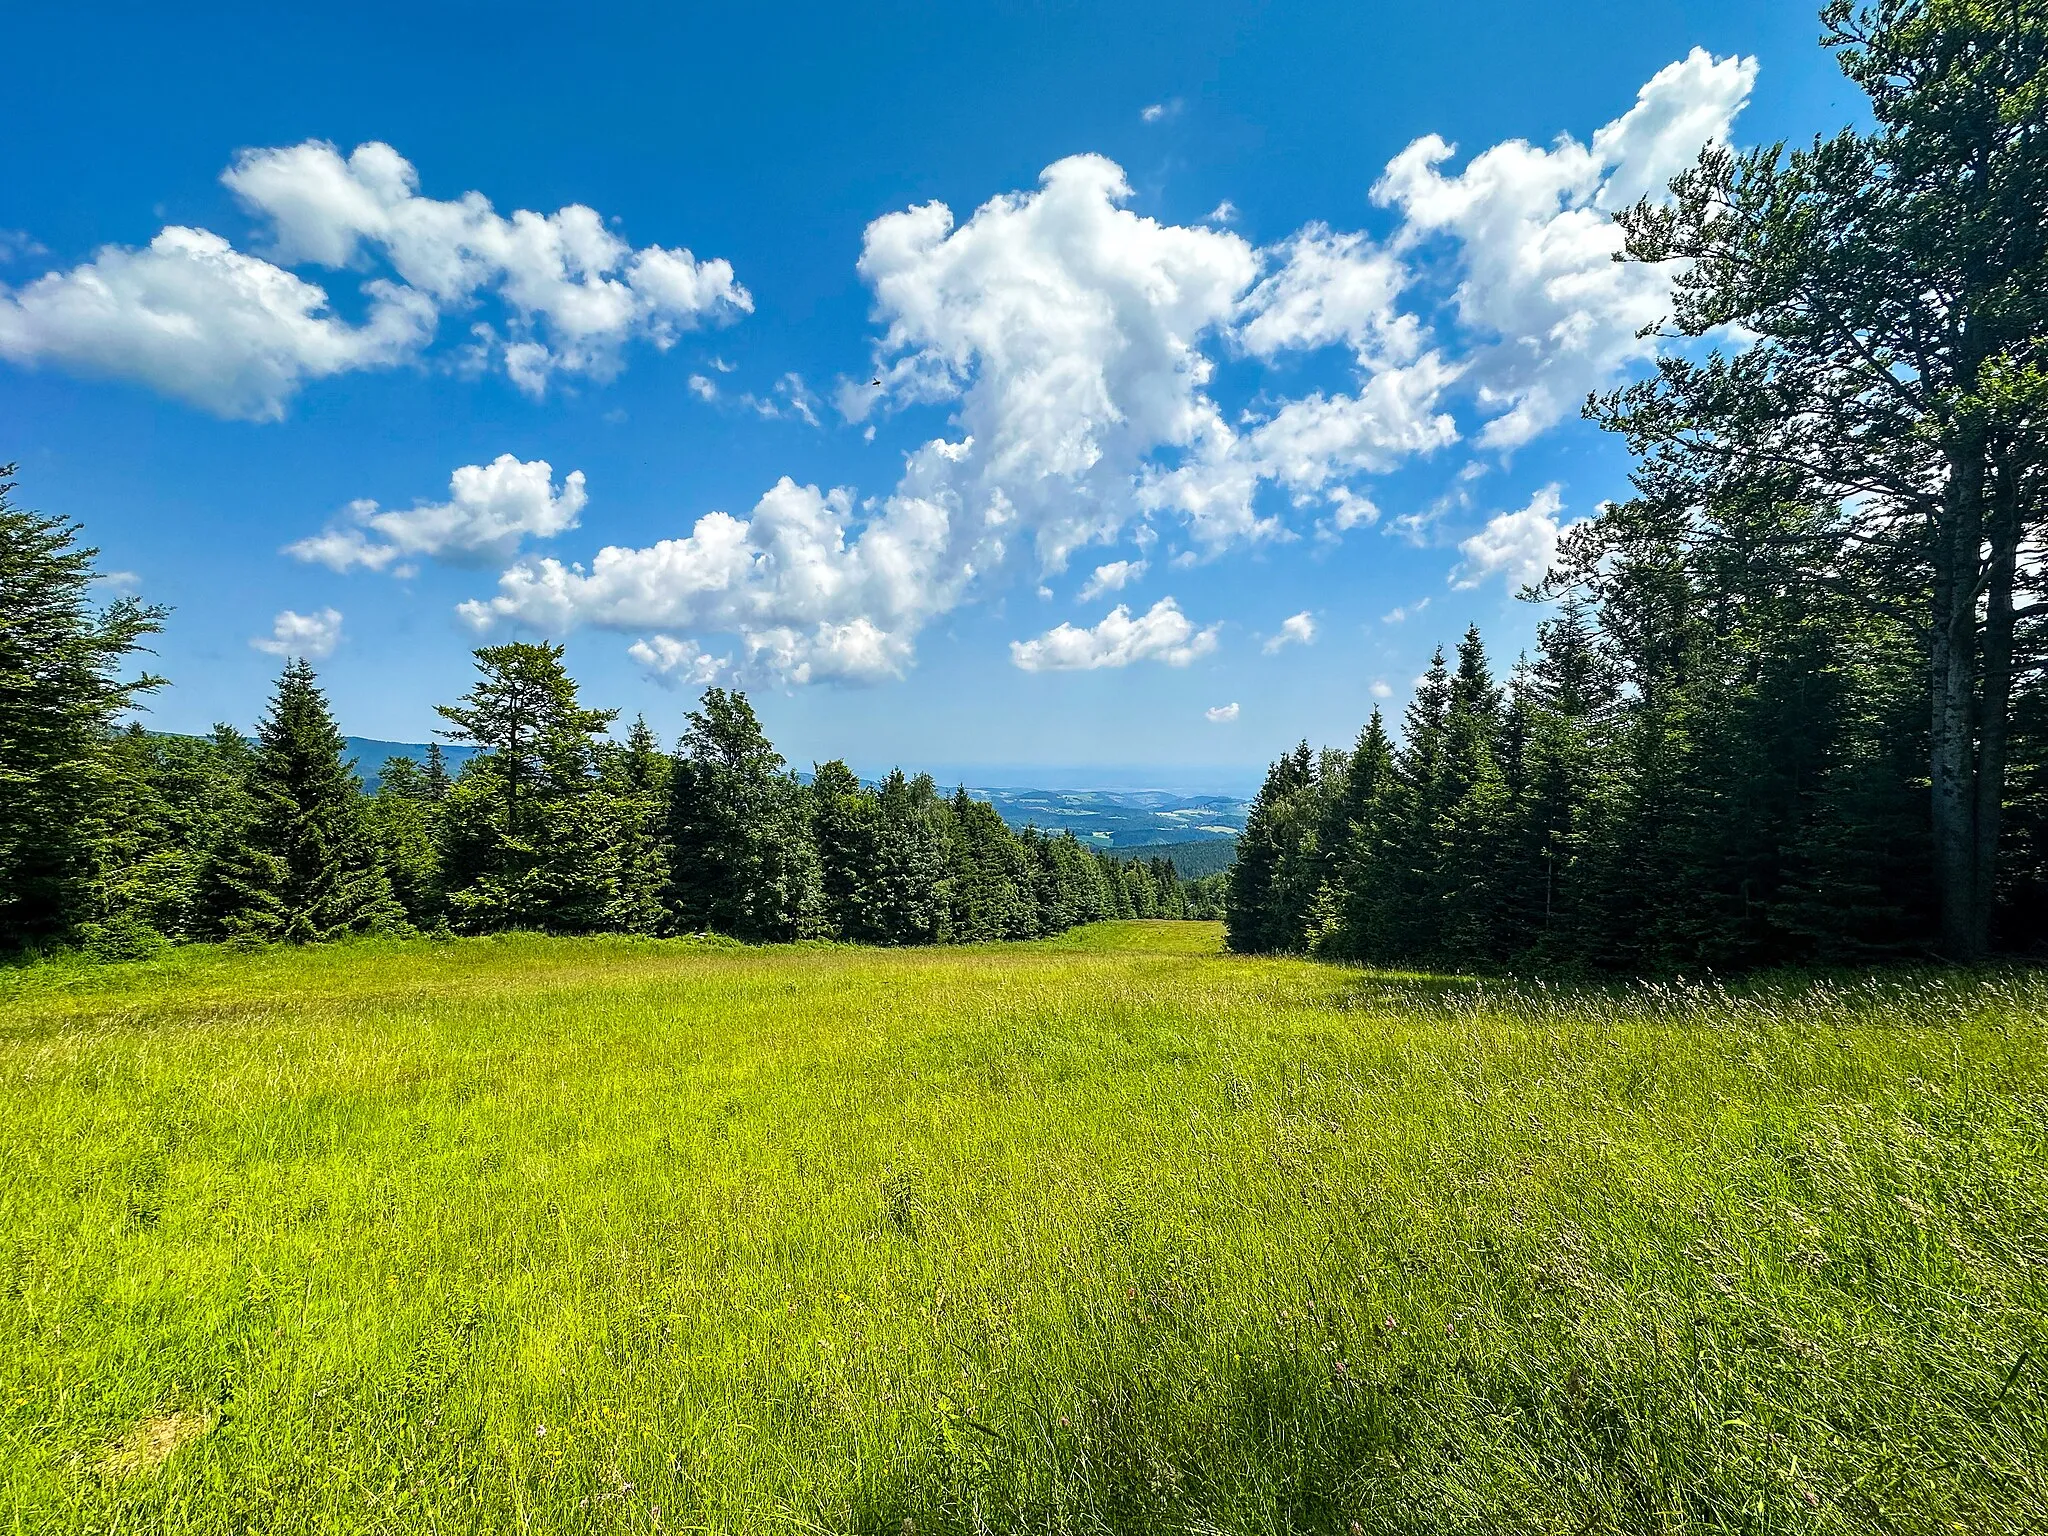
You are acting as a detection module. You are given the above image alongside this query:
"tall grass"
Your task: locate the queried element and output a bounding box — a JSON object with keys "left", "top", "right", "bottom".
{"left": 1, "top": 923, "right": 2042, "bottom": 1533}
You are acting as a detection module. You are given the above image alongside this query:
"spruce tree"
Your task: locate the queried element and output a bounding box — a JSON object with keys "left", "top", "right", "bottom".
{"left": 1596, "top": 0, "right": 2048, "bottom": 958}
{"left": 421, "top": 741, "right": 453, "bottom": 802}
{"left": 1225, "top": 743, "right": 1319, "bottom": 953}
{"left": 811, "top": 759, "right": 876, "bottom": 941}
{"left": 600, "top": 715, "right": 672, "bottom": 935}
{"left": 368, "top": 756, "right": 447, "bottom": 931}
{"left": 0, "top": 469, "right": 168, "bottom": 950}
{"left": 945, "top": 789, "right": 1038, "bottom": 940}
{"left": 866, "top": 770, "right": 948, "bottom": 944}
{"left": 1377, "top": 650, "right": 1452, "bottom": 960}
{"left": 1438, "top": 627, "right": 1510, "bottom": 961}
{"left": 436, "top": 642, "right": 615, "bottom": 840}
{"left": 1327, "top": 710, "right": 1395, "bottom": 960}
{"left": 193, "top": 660, "right": 401, "bottom": 944}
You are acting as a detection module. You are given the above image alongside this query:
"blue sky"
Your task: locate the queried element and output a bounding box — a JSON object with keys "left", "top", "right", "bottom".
{"left": 2, "top": 1, "right": 1857, "bottom": 791}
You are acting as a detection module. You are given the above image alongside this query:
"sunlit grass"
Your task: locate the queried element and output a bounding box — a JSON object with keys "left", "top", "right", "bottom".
{"left": 2, "top": 923, "right": 2042, "bottom": 1532}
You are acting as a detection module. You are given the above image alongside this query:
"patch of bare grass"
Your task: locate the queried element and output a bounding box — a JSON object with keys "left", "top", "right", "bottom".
{"left": 99, "top": 1407, "right": 212, "bottom": 1479}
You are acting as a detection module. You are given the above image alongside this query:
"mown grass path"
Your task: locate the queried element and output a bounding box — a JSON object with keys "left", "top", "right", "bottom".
{"left": 2, "top": 924, "right": 2043, "bottom": 1533}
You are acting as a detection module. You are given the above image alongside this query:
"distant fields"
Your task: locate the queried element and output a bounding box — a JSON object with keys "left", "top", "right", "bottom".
{"left": 2, "top": 925, "right": 2043, "bottom": 1533}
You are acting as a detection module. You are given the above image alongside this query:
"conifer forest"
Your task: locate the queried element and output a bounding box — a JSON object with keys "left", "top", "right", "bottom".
{"left": 1229, "top": 0, "right": 2048, "bottom": 970}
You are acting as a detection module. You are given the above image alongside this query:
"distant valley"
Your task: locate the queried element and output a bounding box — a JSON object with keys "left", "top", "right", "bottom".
{"left": 968, "top": 786, "right": 1245, "bottom": 848}
{"left": 343, "top": 739, "right": 1244, "bottom": 857}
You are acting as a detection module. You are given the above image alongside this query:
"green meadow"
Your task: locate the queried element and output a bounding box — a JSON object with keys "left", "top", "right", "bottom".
{"left": 2, "top": 922, "right": 2043, "bottom": 1534}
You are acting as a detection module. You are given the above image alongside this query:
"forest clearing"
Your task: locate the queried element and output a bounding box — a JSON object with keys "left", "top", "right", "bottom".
{"left": 4, "top": 922, "right": 2042, "bottom": 1533}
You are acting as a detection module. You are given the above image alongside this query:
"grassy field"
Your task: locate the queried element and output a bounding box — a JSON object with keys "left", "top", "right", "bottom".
{"left": 1, "top": 923, "right": 2043, "bottom": 1534}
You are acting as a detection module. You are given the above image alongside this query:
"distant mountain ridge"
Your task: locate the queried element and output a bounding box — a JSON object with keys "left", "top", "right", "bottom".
{"left": 344, "top": 738, "right": 480, "bottom": 790}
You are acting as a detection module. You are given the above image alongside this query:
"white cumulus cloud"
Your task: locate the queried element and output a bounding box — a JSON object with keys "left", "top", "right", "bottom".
{"left": 1078, "top": 559, "right": 1146, "bottom": 601}
{"left": 1142, "top": 224, "right": 1461, "bottom": 537}
{"left": 0, "top": 140, "right": 748, "bottom": 418}
{"left": 1452, "top": 484, "right": 1574, "bottom": 589}
{"left": 1373, "top": 48, "right": 1754, "bottom": 449}
{"left": 287, "top": 455, "right": 586, "bottom": 572}
{"left": 0, "top": 227, "right": 434, "bottom": 420}
{"left": 1263, "top": 610, "right": 1316, "bottom": 653}
{"left": 1323, "top": 486, "right": 1379, "bottom": 534}
{"left": 1010, "top": 597, "right": 1220, "bottom": 672}
{"left": 1206, "top": 701, "right": 1240, "bottom": 722}
{"left": 1238, "top": 224, "right": 1417, "bottom": 361}
{"left": 470, "top": 153, "right": 1264, "bottom": 684}
{"left": 629, "top": 634, "right": 729, "bottom": 688}
{"left": 459, "top": 466, "right": 958, "bottom": 686}
{"left": 252, "top": 606, "right": 342, "bottom": 659}
{"left": 224, "top": 141, "right": 749, "bottom": 397}
{"left": 852, "top": 154, "right": 1259, "bottom": 561}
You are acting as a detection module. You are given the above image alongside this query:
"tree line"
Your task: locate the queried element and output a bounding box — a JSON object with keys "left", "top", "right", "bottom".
{"left": 0, "top": 488, "right": 1219, "bottom": 958}
{"left": 1228, "top": 0, "right": 2048, "bottom": 969}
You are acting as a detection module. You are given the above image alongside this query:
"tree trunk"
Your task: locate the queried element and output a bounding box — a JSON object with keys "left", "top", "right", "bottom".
{"left": 1972, "top": 478, "right": 2022, "bottom": 949}
{"left": 1930, "top": 444, "right": 1986, "bottom": 962}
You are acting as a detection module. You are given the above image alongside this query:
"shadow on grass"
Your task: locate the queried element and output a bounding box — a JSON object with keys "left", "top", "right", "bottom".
{"left": 1325, "top": 961, "right": 2048, "bottom": 1035}
{"left": 827, "top": 1333, "right": 1894, "bottom": 1536}
{"left": 841, "top": 1344, "right": 1414, "bottom": 1536}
